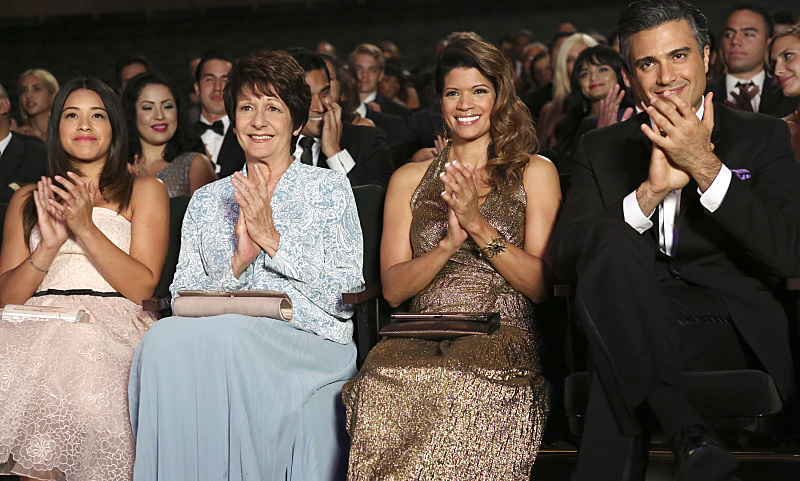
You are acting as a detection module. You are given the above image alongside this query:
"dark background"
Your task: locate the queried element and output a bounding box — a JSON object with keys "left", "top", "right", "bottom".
{"left": 1, "top": 0, "right": 797, "bottom": 119}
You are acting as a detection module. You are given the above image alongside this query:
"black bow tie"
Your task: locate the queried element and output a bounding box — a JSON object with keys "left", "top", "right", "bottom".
{"left": 735, "top": 81, "right": 755, "bottom": 89}
{"left": 194, "top": 120, "right": 224, "bottom": 136}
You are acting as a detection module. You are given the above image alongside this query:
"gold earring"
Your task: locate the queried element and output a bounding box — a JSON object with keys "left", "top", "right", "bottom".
{"left": 441, "top": 116, "right": 450, "bottom": 144}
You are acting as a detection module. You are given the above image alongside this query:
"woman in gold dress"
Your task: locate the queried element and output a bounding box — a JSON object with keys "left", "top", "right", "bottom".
{"left": 342, "top": 38, "right": 561, "bottom": 480}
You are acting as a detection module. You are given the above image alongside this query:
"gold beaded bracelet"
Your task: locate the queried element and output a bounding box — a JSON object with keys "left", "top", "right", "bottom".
{"left": 479, "top": 232, "right": 507, "bottom": 259}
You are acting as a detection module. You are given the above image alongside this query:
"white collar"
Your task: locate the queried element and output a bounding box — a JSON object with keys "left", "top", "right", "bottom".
{"left": 725, "top": 69, "right": 766, "bottom": 94}
{"left": 0, "top": 131, "right": 12, "bottom": 156}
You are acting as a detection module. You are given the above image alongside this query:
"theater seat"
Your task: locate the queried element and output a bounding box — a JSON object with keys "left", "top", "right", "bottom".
{"left": 142, "top": 195, "right": 191, "bottom": 314}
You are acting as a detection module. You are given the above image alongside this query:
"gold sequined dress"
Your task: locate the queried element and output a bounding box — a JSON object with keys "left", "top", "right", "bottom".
{"left": 342, "top": 148, "right": 549, "bottom": 480}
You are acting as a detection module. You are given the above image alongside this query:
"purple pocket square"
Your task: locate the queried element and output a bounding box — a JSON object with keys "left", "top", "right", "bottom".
{"left": 730, "top": 168, "right": 751, "bottom": 180}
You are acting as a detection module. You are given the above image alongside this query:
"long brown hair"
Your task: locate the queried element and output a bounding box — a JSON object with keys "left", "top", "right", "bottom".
{"left": 23, "top": 77, "right": 134, "bottom": 245}
{"left": 435, "top": 38, "right": 537, "bottom": 192}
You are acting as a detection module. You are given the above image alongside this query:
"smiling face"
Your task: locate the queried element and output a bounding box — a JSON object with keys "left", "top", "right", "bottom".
{"left": 20, "top": 74, "right": 55, "bottom": 118}
{"left": 135, "top": 83, "right": 178, "bottom": 148}
{"left": 722, "top": 9, "right": 770, "bottom": 78}
{"left": 234, "top": 89, "right": 294, "bottom": 163}
{"left": 59, "top": 89, "right": 112, "bottom": 164}
{"left": 628, "top": 20, "right": 709, "bottom": 110}
{"left": 579, "top": 61, "right": 619, "bottom": 103}
{"left": 300, "top": 69, "right": 332, "bottom": 138}
{"left": 771, "top": 34, "right": 800, "bottom": 98}
{"left": 440, "top": 67, "right": 496, "bottom": 144}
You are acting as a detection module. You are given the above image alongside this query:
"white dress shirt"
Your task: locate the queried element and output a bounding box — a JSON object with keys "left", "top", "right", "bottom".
{"left": 724, "top": 70, "right": 765, "bottom": 112}
{"left": 292, "top": 134, "right": 356, "bottom": 175}
{"left": 355, "top": 91, "right": 378, "bottom": 119}
{"left": 622, "top": 99, "right": 732, "bottom": 257}
{"left": 0, "top": 132, "right": 12, "bottom": 158}
{"left": 199, "top": 115, "right": 230, "bottom": 173}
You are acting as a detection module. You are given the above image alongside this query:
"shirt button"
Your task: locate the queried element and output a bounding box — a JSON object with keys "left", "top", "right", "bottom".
{"left": 710, "top": 204, "right": 718, "bottom": 210}
{"left": 637, "top": 228, "right": 645, "bottom": 233}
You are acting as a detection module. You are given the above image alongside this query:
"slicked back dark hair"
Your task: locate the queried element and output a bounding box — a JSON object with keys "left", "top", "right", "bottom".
{"left": 222, "top": 50, "right": 311, "bottom": 152}
{"left": 284, "top": 48, "right": 331, "bottom": 81}
{"left": 618, "top": 0, "right": 710, "bottom": 71}
{"left": 728, "top": 4, "right": 775, "bottom": 38}
{"left": 195, "top": 50, "right": 232, "bottom": 84}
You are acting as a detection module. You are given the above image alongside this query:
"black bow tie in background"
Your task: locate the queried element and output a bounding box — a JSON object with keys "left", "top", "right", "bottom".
{"left": 194, "top": 120, "right": 224, "bottom": 136}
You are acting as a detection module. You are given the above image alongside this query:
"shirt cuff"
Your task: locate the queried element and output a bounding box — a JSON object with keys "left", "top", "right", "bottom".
{"left": 698, "top": 165, "right": 731, "bottom": 212}
{"left": 623, "top": 190, "right": 654, "bottom": 233}
{"left": 325, "top": 150, "right": 356, "bottom": 175}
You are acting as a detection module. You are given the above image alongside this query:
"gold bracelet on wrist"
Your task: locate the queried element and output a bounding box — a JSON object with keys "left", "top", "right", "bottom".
{"left": 479, "top": 232, "right": 507, "bottom": 260}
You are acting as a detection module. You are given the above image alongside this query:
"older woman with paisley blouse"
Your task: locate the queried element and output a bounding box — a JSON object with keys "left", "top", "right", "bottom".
{"left": 128, "top": 50, "right": 363, "bottom": 481}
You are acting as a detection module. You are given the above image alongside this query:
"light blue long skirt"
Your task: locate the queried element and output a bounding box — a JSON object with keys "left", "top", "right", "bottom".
{"left": 128, "top": 315, "right": 357, "bottom": 481}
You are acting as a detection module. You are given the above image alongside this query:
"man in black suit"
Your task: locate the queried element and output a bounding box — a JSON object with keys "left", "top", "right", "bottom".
{"left": 705, "top": 4, "right": 796, "bottom": 118}
{"left": 288, "top": 49, "right": 394, "bottom": 188}
{"left": 193, "top": 51, "right": 246, "bottom": 178}
{"left": 349, "top": 43, "right": 412, "bottom": 120}
{"left": 552, "top": 1, "right": 800, "bottom": 480}
{"left": 0, "top": 83, "right": 46, "bottom": 203}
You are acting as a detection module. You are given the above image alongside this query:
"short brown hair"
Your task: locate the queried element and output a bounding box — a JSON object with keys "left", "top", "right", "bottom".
{"left": 223, "top": 50, "right": 311, "bottom": 142}
{"left": 348, "top": 43, "right": 385, "bottom": 70}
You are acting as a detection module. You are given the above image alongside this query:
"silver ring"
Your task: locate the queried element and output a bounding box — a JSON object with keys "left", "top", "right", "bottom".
{"left": 75, "top": 196, "right": 82, "bottom": 200}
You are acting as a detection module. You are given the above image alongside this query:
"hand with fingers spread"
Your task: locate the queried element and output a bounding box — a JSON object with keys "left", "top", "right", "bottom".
{"left": 232, "top": 163, "right": 281, "bottom": 258}
{"left": 46, "top": 172, "right": 100, "bottom": 238}
{"left": 32, "top": 176, "right": 70, "bottom": 251}
{"left": 439, "top": 160, "right": 484, "bottom": 234}
{"left": 127, "top": 153, "right": 147, "bottom": 178}
{"left": 724, "top": 84, "right": 758, "bottom": 112}
{"left": 597, "top": 84, "right": 635, "bottom": 129}
{"left": 320, "top": 98, "right": 344, "bottom": 159}
{"left": 641, "top": 91, "right": 720, "bottom": 191}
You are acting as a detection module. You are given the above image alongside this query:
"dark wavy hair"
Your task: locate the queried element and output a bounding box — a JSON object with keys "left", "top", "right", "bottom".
{"left": 223, "top": 50, "right": 311, "bottom": 153}
{"left": 554, "top": 46, "right": 631, "bottom": 161}
{"left": 23, "top": 77, "right": 134, "bottom": 245}
{"left": 434, "top": 38, "right": 537, "bottom": 192}
{"left": 121, "top": 71, "right": 205, "bottom": 164}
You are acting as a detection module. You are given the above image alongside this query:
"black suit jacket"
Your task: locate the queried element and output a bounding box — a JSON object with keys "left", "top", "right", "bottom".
{"left": 215, "top": 127, "right": 247, "bottom": 179}
{"left": 0, "top": 132, "right": 47, "bottom": 203}
{"left": 705, "top": 74, "right": 797, "bottom": 118}
{"left": 364, "top": 108, "right": 412, "bottom": 167}
{"left": 315, "top": 122, "right": 394, "bottom": 188}
{"left": 372, "top": 94, "right": 412, "bottom": 119}
{"left": 552, "top": 104, "right": 800, "bottom": 399}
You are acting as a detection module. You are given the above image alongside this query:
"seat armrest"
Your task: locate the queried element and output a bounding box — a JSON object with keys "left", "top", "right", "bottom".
{"left": 342, "top": 283, "right": 382, "bottom": 304}
{"left": 142, "top": 297, "right": 170, "bottom": 312}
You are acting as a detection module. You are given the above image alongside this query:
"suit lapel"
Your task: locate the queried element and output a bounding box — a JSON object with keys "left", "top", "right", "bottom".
{"left": 0, "top": 135, "right": 26, "bottom": 180}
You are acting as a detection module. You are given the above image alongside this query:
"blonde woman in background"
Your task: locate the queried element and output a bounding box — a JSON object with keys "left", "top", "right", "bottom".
{"left": 16, "top": 69, "right": 59, "bottom": 141}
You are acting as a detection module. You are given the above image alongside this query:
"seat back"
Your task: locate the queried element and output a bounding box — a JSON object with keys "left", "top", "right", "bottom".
{"left": 351, "top": 185, "right": 385, "bottom": 284}
{"left": 153, "top": 196, "right": 191, "bottom": 299}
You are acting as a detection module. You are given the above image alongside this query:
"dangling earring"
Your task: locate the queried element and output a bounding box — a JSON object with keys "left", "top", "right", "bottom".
{"left": 441, "top": 115, "right": 450, "bottom": 144}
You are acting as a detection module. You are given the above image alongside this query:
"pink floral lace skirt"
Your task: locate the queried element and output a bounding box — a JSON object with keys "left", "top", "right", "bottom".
{"left": 0, "top": 295, "right": 156, "bottom": 481}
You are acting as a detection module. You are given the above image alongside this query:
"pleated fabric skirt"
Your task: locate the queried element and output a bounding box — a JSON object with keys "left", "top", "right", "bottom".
{"left": 128, "top": 314, "right": 357, "bottom": 481}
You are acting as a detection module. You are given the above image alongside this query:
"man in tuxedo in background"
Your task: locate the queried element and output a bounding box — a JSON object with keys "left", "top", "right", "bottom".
{"left": 552, "top": 1, "right": 800, "bottom": 480}
{"left": 0, "top": 83, "right": 46, "bottom": 204}
{"left": 193, "top": 50, "right": 245, "bottom": 178}
{"left": 287, "top": 49, "right": 394, "bottom": 188}
{"left": 350, "top": 43, "right": 411, "bottom": 120}
{"left": 705, "top": 4, "right": 796, "bottom": 118}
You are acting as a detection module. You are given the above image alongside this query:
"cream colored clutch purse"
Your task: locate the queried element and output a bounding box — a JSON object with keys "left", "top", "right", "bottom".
{"left": 173, "top": 290, "right": 293, "bottom": 321}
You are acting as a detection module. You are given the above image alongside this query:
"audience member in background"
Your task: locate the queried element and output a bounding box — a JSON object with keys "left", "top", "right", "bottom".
{"left": 115, "top": 55, "right": 153, "bottom": 97}
{"left": 129, "top": 49, "right": 362, "bottom": 481}
{"left": 343, "top": 38, "right": 560, "bottom": 480}
{"left": 320, "top": 53, "right": 375, "bottom": 127}
{"left": 772, "top": 11, "right": 797, "bottom": 35}
{"left": 520, "top": 42, "right": 549, "bottom": 92}
{"left": 193, "top": 50, "right": 246, "bottom": 177}
{"left": 706, "top": 4, "right": 796, "bottom": 117}
{"left": 350, "top": 43, "right": 412, "bottom": 119}
{"left": 186, "top": 56, "right": 202, "bottom": 122}
{"left": 770, "top": 24, "right": 800, "bottom": 160}
{"left": 0, "top": 83, "right": 47, "bottom": 203}
{"left": 122, "top": 72, "right": 217, "bottom": 197}
{"left": 379, "top": 61, "right": 420, "bottom": 110}
{"left": 0, "top": 77, "right": 168, "bottom": 481}
{"left": 553, "top": 46, "right": 633, "bottom": 170}
{"left": 522, "top": 31, "right": 574, "bottom": 121}
{"left": 287, "top": 49, "right": 394, "bottom": 188}
{"left": 316, "top": 40, "right": 336, "bottom": 56}
{"left": 15, "top": 69, "right": 59, "bottom": 141}
{"left": 529, "top": 51, "right": 554, "bottom": 91}
{"left": 537, "top": 33, "right": 599, "bottom": 149}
